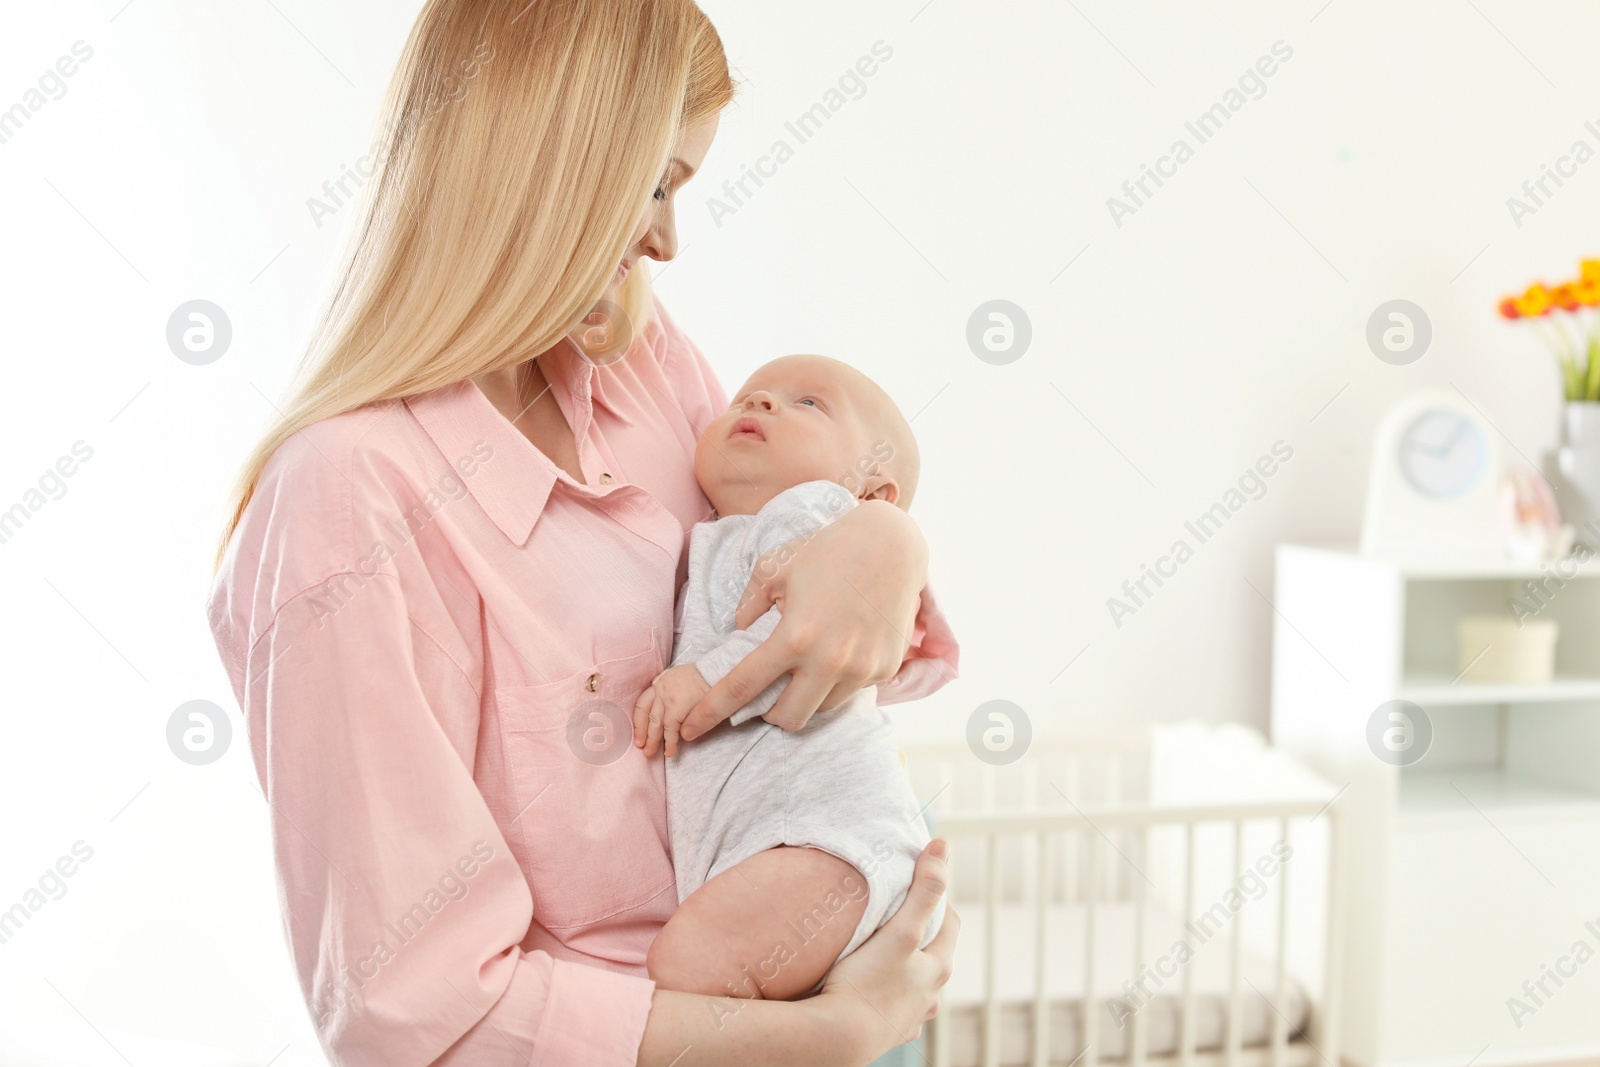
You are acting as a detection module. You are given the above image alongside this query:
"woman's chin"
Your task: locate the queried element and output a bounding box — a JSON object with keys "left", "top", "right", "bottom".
{"left": 606, "top": 261, "right": 635, "bottom": 296}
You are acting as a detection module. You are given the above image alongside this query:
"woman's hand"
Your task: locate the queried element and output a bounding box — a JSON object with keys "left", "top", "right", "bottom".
{"left": 815, "top": 840, "right": 959, "bottom": 1058}
{"left": 678, "top": 500, "right": 927, "bottom": 740}
{"left": 635, "top": 845, "right": 956, "bottom": 1067}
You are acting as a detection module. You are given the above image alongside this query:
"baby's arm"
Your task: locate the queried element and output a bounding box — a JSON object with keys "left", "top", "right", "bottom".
{"left": 633, "top": 608, "right": 786, "bottom": 757}
{"left": 695, "top": 606, "right": 788, "bottom": 725}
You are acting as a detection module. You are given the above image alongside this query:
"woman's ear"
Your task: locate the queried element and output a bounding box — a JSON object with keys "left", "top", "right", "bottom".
{"left": 858, "top": 474, "right": 901, "bottom": 507}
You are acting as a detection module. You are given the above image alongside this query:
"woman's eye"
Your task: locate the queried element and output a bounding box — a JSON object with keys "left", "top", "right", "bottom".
{"left": 653, "top": 186, "right": 668, "bottom": 202}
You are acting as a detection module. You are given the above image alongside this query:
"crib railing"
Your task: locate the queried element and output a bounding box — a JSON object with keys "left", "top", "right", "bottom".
{"left": 902, "top": 739, "right": 1346, "bottom": 1067}
{"left": 906, "top": 736, "right": 1153, "bottom": 905}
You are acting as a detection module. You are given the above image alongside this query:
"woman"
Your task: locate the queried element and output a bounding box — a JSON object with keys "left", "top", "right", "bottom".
{"left": 207, "top": 1, "right": 959, "bottom": 1065}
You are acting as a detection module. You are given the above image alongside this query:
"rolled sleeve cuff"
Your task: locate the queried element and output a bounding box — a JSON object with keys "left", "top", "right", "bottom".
{"left": 877, "top": 583, "right": 960, "bottom": 706}
{"left": 695, "top": 640, "right": 747, "bottom": 688}
{"left": 534, "top": 959, "right": 656, "bottom": 1067}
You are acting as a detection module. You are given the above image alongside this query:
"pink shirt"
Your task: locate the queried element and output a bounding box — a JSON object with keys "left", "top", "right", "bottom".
{"left": 207, "top": 298, "right": 959, "bottom": 1067}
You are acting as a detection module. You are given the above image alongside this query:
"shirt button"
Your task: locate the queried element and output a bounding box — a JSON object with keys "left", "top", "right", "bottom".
{"left": 585, "top": 673, "right": 600, "bottom": 692}
{"left": 599, "top": 472, "right": 614, "bottom": 484}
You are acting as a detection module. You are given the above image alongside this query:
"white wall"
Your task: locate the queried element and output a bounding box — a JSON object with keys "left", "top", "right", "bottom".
{"left": 1, "top": 0, "right": 1595, "bottom": 1061}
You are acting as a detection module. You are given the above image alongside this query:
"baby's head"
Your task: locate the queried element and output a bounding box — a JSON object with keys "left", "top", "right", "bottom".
{"left": 696, "top": 355, "right": 919, "bottom": 518}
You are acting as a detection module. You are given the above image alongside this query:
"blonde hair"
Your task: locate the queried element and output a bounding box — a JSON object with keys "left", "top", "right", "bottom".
{"left": 215, "top": 0, "right": 733, "bottom": 567}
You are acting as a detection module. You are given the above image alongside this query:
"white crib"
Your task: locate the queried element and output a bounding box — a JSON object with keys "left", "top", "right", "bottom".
{"left": 901, "top": 724, "right": 1346, "bottom": 1067}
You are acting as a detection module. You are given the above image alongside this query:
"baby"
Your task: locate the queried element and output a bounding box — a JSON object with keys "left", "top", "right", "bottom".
{"left": 632, "top": 354, "right": 948, "bottom": 1002}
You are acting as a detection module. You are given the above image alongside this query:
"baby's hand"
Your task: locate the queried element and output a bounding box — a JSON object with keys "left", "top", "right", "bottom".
{"left": 632, "top": 664, "right": 713, "bottom": 758}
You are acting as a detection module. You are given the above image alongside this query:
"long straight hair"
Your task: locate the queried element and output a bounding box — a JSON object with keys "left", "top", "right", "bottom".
{"left": 215, "top": 0, "right": 733, "bottom": 567}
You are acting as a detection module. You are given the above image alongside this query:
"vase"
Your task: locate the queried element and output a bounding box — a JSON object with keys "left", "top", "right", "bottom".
{"left": 1556, "top": 401, "right": 1600, "bottom": 540}
{"left": 1566, "top": 401, "right": 1600, "bottom": 450}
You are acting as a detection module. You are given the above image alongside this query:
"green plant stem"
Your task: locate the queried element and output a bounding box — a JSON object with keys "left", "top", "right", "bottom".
{"left": 1539, "top": 320, "right": 1582, "bottom": 400}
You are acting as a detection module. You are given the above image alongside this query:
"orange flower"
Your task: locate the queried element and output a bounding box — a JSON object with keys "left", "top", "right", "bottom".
{"left": 1576, "top": 276, "right": 1600, "bottom": 307}
{"left": 1498, "top": 296, "right": 1522, "bottom": 319}
{"left": 1582, "top": 259, "right": 1600, "bottom": 283}
{"left": 1517, "top": 283, "right": 1553, "bottom": 317}
{"left": 1552, "top": 283, "right": 1581, "bottom": 312}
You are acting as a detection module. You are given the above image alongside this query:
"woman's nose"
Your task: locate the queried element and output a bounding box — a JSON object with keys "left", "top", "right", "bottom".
{"left": 640, "top": 228, "right": 674, "bottom": 263}
{"left": 639, "top": 205, "right": 678, "bottom": 264}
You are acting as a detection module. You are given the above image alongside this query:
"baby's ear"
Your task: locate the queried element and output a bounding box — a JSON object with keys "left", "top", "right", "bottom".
{"left": 858, "top": 474, "right": 900, "bottom": 507}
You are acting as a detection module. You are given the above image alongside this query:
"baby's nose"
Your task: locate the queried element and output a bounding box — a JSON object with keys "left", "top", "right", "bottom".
{"left": 744, "top": 391, "right": 775, "bottom": 411}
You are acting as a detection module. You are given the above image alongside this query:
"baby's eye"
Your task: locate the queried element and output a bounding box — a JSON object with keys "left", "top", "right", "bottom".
{"left": 797, "top": 397, "right": 819, "bottom": 407}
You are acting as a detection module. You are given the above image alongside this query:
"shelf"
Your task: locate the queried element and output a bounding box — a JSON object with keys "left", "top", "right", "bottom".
{"left": 1398, "top": 559, "right": 1600, "bottom": 580}
{"left": 1398, "top": 768, "right": 1600, "bottom": 824}
{"left": 1283, "top": 543, "right": 1600, "bottom": 580}
{"left": 1396, "top": 673, "right": 1600, "bottom": 706}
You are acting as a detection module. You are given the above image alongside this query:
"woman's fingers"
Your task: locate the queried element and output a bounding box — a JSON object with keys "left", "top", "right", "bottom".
{"left": 902, "top": 844, "right": 947, "bottom": 940}
{"left": 888, "top": 840, "right": 950, "bottom": 947}
{"left": 679, "top": 637, "right": 792, "bottom": 741}
{"left": 922, "top": 900, "right": 960, "bottom": 984}
{"left": 815, "top": 836, "right": 960, "bottom": 1057}
{"left": 760, "top": 666, "right": 833, "bottom": 730}
{"left": 732, "top": 545, "right": 787, "bottom": 630}
{"left": 816, "top": 666, "right": 890, "bottom": 720}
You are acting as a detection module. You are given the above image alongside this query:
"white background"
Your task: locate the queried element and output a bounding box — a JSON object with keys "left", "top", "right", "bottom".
{"left": 1, "top": 0, "right": 1597, "bottom": 1061}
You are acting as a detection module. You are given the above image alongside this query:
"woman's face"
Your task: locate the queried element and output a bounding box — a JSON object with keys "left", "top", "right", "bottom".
{"left": 603, "top": 114, "right": 720, "bottom": 299}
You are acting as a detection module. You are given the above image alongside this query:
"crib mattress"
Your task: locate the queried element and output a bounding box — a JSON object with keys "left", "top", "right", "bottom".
{"left": 933, "top": 900, "right": 1311, "bottom": 1067}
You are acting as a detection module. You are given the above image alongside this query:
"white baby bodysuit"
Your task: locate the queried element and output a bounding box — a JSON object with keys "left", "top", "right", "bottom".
{"left": 665, "top": 479, "right": 943, "bottom": 968}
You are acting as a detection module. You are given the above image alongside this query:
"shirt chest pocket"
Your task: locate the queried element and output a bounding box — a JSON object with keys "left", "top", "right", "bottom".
{"left": 495, "top": 636, "right": 676, "bottom": 931}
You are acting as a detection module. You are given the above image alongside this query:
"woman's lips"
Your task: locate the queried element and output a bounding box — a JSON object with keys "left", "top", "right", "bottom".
{"left": 729, "top": 416, "right": 765, "bottom": 441}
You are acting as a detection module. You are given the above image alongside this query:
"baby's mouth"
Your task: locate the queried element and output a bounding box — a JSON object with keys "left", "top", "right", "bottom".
{"left": 729, "top": 417, "right": 766, "bottom": 442}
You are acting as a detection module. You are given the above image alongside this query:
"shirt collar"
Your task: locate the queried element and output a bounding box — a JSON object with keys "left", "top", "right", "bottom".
{"left": 545, "top": 337, "right": 633, "bottom": 425}
{"left": 405, "top": 378, "right": 556, "bottom": 548}
{"left": 403, "top": 332, "right": 646, "bottom": 545}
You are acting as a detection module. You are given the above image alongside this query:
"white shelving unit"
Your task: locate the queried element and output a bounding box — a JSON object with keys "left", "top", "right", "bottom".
{"left": 1270, "top": 545, "right": 1600, "bottom": 1067}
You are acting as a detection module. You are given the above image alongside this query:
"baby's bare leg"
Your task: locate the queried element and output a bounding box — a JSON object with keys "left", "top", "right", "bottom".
{"left": 647, "top": 846, "right": 869, "bottom": 1001}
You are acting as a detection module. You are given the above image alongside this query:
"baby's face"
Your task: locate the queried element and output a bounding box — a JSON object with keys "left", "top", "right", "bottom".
{"left": 695, "top": 355, "right": 894, "bottom": 517}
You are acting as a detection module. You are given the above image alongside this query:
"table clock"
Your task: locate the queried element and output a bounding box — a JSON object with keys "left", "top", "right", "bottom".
{"left": 1360, "top": 390, "right": 1504, "bottom": 562}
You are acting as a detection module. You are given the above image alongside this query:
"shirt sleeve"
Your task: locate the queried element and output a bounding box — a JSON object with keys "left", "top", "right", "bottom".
{"left": 694, "top": 606, "right": 785, "bottom": 725}
{"left": 876, "top": 579, "right": 960, "bottom": 705}
{"left": 229, "top": 571, "right": 654, "bottom": 1067}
